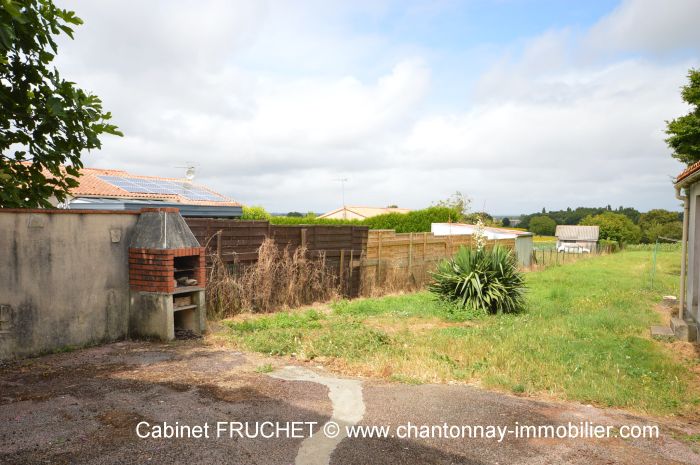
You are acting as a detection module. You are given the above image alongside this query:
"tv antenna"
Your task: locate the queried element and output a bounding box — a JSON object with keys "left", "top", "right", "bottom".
{"left": 334, "top": 177, "right": 349, "bottom": 206}
{"left": 175, "top": 163, "right": 198, "bottom": 183}
{"left": 333, "top": 177, "right": 349, "bottom": 219}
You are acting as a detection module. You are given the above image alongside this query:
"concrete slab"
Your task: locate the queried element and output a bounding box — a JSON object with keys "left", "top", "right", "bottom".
{"left": 671, "top": 318, "right": 689, "bottom": 341}
{"left": 1, "top": 341, "right": 699, "bottom": 465}
{"left": 650, "top": 325, "right": 675, "bottom": 340}
{"left": 663, "top": 296, "right": 678, "bottom": 308}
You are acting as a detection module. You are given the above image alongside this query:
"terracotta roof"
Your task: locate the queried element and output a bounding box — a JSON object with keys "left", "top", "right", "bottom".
{"left": 676, "top": 160, "right": 700, "bottom": 184}
{"left": 555, "top": 225, "right": 599, "bottom": 241}
{"left": 317, "top": 206, "right": 411, "bottom": 219}
{"left": 67, "top": 168, "right": 240, "bottom": 206}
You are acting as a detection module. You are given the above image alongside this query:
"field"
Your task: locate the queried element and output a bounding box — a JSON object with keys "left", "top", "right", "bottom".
{"left": 217, "top": 249, "right": 699, "bottom": 416}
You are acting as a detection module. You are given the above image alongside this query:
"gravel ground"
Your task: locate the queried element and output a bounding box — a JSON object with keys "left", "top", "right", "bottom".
{"left": 0, "top": 340, "right": 698, "bottom": 464}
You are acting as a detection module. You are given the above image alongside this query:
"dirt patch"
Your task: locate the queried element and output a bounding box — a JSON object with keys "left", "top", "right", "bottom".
{"left": 364, "top": 317, "right": 474, "bottom": 335}
{"left": 654, "top": 303, "right": 678, "bottom": 326}
{"left": 98, "top": 410, "right": 151, "bottom": 438}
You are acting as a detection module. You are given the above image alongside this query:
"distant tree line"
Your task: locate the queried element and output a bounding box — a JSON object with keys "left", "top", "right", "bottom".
{"left": 243, "top": 197, "right": 683, "bottom": 245}
{"left": 519, "top": 206, "right": 682, "bottom": 244}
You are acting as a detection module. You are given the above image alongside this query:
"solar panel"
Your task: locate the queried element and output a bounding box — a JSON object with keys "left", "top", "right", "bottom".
{"left": 98, "top": 176, "right": 224, "bottom": 201}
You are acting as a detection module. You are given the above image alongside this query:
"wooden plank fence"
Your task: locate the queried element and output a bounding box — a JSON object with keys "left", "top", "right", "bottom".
{"left": 360, "top": 230, "right": 515, "bottom": 295}
{"left": 184, "top": 218, "right": 368, "bottom": 296}
{"left": 184, "top": 218, "right": 515, "bottom": 298}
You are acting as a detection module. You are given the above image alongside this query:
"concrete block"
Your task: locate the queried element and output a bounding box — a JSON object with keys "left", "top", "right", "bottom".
{"left": 650, "top": 325, "right": 675, "bottom": 341}
{"left": 685, "top": 321, "right": 698, "bottom": 342}
{"left": 662, "top": 295, "right": 678, "bottom": 308}
{"left": 671, "top": 318, "right": 689, "bottom": 341}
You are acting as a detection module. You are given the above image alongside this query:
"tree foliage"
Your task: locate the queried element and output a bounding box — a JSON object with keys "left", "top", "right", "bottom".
{"left": 666, "top": 68, "right": 700, "bottom": 165}
{"left": 362, "top": 206, "right": 460, "bottom": 232}
{"left": 528, "top": 215, "right": 557, "bottom": 236}
{"left": 0, "top": 0, "right": 121, "bottom": 208}
{"left": 580, "top": 212, "right": 641, "bottom": 244}
{"left": 241, "top": 205, "right": 272, "bottom": 220}
{"left": 519, "top": 206, "right": 641, "bottom": 229}
{"left": 432, "top": 191, "right": 470, "bottom": 220}
{"left": 638, "top": 209, "right": 682, "bottom": 243}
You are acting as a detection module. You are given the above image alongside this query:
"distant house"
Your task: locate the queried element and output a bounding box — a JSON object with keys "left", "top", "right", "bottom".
{"left": 431, "top": 223, "right": 533, "bottom": 267}
{"left": 61, "top": 168, "right": 242, "bottom": 218}
{"left": 555, "top": 225, "right": 599, "bottom": 252}
{"left": 317, "top": 206, "right": 411, "bottom": 220}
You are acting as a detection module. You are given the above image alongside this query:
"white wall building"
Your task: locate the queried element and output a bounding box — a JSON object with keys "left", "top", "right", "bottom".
{"left": 431, "top": 223, "right": 533, "bottom": 267}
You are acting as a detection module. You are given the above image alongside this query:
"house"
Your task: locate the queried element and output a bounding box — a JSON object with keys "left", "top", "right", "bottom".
{"left": 672, "top": 161, "right": 700, "bottom": 341}
{"left": 554, "top": 225, "right": 599, "bottom": 252}
{"left": 317, "top": 206, "right": 411, "bottom": 220}
{"left": 61, "top": 168, "right": 242, "bottom": 218}
{"left": 431, "top": 223, "right": 533, "bottom": 267}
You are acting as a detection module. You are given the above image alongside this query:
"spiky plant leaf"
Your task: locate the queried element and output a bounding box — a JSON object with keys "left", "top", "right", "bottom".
{"left": 429, "top": 246, "right": 526, "bottom": 314}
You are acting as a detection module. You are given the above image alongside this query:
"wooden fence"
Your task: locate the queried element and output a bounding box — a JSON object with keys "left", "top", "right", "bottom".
{"left": 184, "top": 218, "right": 368, "bottom": 296}
{"left": 360, "top": 230, "right": 515, "bottom": 295}
{"left": 184, "top": 219, "right": 516, "bottom": 299}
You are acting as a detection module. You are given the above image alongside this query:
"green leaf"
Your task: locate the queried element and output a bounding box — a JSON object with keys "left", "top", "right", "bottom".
{"left": 0, "top": 23, "right": 14, "bottom": 50}
{"left": 2, "top": 0, "right": 27, "bottom": 23}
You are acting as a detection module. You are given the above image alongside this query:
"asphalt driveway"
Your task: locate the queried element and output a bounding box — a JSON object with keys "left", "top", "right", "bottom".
{"left": 1, "top": 341, "right": 698, "bottom": 464}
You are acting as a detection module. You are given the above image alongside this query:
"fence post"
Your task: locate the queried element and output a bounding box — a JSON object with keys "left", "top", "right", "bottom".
{"left": 408, "top": 232, "right": 413, "bottom": 274}
{"left": 376, "top": 231, "right": 383, "bottom": 286}
{"left": 300, "top": 228, "right": 307, "bottom": 247}
{"left": 339, "top": 249, "right": 345, "bottom": 292}
{"left": 423, "top": 232, "right": 427, "bottom": 261}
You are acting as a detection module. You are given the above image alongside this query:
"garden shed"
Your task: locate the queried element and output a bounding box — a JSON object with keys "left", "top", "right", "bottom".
{"left": 555, "top": 225, "right": 599, "bottom": 252}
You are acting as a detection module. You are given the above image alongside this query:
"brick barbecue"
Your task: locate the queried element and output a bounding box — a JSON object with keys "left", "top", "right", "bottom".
{"left": 128, "top": 208, "right": 207, "bottom": 340}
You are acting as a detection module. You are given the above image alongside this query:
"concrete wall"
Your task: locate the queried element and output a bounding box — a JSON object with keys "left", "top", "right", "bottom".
{"left": 0, "top": 210, "right": 138, "bottom": 359}
{"left": 514, "top": 236, "right": 533, "bottom": 267}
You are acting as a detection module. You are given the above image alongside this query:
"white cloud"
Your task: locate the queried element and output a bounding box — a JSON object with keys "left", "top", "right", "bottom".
{"left": 585, "top": 0, "right": 700, "bottom": 54}
{"left": 53, "top": 0, "right": 698, "bottom": 213}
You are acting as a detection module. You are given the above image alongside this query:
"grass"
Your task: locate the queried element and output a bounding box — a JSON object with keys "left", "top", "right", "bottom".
{"left": 219, "top": 249, "right": 699, "bottom": 415}
{"left": 255, "top": 363, "right": 274, "bottom": 373}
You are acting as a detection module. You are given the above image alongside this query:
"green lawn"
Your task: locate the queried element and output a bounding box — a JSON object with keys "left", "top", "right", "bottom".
{"left": 219, "top": 249, "right": 699, "bottom": 415}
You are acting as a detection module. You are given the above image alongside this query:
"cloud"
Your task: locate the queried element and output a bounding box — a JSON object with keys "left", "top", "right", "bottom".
{"left": 53, "top": 0, "right": 698, "bottom": 213}
{"left": 584, "top": 0, "right": 700, "bottom": 54}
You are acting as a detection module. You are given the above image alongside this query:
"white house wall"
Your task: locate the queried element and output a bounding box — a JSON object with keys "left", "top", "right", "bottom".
{"left": 686, "top": 182, "right": 700, "bottom": 324}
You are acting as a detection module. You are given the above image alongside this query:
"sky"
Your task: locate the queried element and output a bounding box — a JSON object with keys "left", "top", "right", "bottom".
{"left": 55, "top": 0, "right": 700, "bottom": 214}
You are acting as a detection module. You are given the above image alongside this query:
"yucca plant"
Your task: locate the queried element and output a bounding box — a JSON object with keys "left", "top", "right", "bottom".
{"left": 429, "top": 245, "right": 526, "bottom": 314}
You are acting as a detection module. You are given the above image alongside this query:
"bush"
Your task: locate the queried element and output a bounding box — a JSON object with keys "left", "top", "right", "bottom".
{"left": 580, "top": 212, "right": 641, "bottom": 244}
{"left": 429, "top": 246, "right": 526, "bottom": 314}
{"left": 270, "top": 216, "right": 362, "bottom": 226}
{"left": 207, "top": 239, "right": 339, "bottom": 316}
{"left": 363, "top": 206, "right": 460, "bottom": 232}
{"left": 242, "top": 205, "right": 272, "bottom": 220}
{"left": 528, "top": 215, "right": 557, "bottom": 236}
{"left": 598, "top": 239, "right": 619, "bottom": 253}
